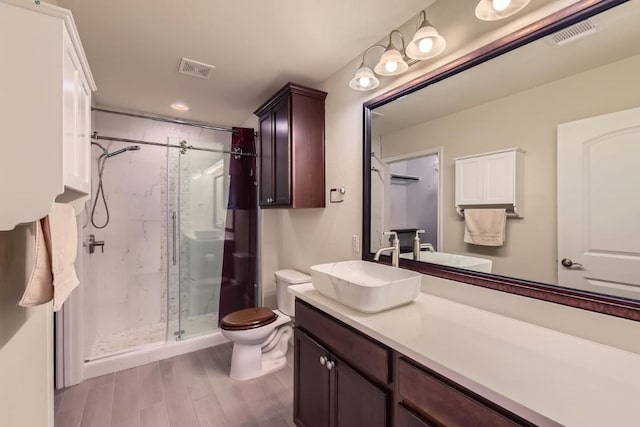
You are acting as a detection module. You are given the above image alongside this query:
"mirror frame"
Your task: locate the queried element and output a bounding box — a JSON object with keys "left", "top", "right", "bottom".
{"left": 362, "top": 0, "right": 640, "bottom": 321}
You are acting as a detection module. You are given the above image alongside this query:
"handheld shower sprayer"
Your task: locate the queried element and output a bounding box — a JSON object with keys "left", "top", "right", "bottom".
{"left": 105, "top": 145, "right": 141, "bottom": 158}
{"left": 87, "top": 144, "right": 142, "bottom": 229}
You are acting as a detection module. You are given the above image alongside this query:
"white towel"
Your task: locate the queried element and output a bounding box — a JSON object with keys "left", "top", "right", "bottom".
{"left": 463, "top": 208, "right": 507, "bottom": 247}
{"left": 17, "top": 220, "right": 54, "bottom": 307}
{"left": 46, "top": 203, "right": 80, "bottom": 311}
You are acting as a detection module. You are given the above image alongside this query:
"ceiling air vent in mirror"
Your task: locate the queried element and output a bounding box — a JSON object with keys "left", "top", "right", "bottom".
{"left": 178, "top": 58, "right": 215, "bottom": 80}
{"left": 547, "top": 19, "right": 597, "bottom": 46}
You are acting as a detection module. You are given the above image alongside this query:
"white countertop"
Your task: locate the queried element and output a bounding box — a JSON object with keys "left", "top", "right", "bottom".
{"left": 289, "top": 282, "right": 640, "bottom": 427}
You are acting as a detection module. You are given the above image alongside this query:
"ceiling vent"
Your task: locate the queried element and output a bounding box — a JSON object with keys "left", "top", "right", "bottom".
{"left": 178, "top": 58, "right": 215, "bottom": 80}
{"left": 547, "top": 19, "right": 597, "bottom": 46}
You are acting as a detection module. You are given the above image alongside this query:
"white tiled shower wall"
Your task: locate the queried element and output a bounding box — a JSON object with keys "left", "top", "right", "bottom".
{"left": 82, "top": 110, "right": 231, "bottom": 359}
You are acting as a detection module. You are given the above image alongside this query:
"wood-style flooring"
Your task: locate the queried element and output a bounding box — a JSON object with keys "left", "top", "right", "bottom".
{"left": 55, "top": 343, "right": 295, "bottom": 427}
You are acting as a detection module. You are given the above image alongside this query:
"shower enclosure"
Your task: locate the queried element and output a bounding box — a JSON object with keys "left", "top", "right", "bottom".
{"left": 64, "top": 111, "right": 257, "bottom": 381}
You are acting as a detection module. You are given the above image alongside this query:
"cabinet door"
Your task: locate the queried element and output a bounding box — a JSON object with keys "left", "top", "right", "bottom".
{"left": 294, "top": 329, "right": 331, "bottom": 427}
{"left": 76, "top": 75, "right": 92, "bottom": 192}
{"left": 455, "top": 157, "right": 484, "bottom": 205}
{"left": 272, "top": 97, "right": 291, "bottom": 205}
{"left": 334, "top": 360, "right": 388, "bottom": 427}
{"left": 396, "top": 405, "right": 437, "bottom": 427}
{"left": 259, "top": 113, "right": 273, "bottom": 205}
{"left": 62, "top": 31, "right": 83, "bottom": 192}
{"left": 483, "top": 151, "right": 515, "bottom": 204}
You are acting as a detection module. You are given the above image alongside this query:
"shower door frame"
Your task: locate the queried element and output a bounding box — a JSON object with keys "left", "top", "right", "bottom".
{"left": 56, "top": 132, "right": 257, "bottom": 388}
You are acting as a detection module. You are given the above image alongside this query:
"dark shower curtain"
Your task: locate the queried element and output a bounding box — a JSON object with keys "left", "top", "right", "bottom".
{"left": 218, "top": 127, "right": 257, "bottom": 323}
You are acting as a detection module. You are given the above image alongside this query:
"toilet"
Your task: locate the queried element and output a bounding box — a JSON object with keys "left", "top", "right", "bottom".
{"left": 220, "top": 269, "right": 311, "bottom": 381}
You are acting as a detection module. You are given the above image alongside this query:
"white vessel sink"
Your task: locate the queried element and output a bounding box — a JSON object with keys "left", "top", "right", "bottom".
{"left": 401, "top": 252, "right": 492, "bottom": 273}
{"left": 310, "top": 260, "right": 421, "bottom": 313}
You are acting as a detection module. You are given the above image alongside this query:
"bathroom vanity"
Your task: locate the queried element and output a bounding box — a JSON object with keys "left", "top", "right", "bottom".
{"left": 291, "top": 282, "right": 640, "bottom": 427}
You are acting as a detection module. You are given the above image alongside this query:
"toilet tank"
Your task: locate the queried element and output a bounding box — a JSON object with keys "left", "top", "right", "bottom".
{"left": 275, "top": 269, "right": 311, "bottom": 317}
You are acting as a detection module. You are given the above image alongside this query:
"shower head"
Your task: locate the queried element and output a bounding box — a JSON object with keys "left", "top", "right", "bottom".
{"left": 106, "top": 145, "right": 141, "bottom": 158}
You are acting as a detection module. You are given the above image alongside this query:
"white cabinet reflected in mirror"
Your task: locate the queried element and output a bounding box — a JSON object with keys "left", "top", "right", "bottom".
{"left": 367, "top": 0, "right": 640, "bottom": 301}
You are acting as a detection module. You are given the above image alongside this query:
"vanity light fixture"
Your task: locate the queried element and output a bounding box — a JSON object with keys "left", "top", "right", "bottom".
{"left": 349, "top": 10, "right": 446, "bottom": 91}
{"left": 374, "top": 31, "right": 409, "bottom": 76}
{"left": 406, "top": 10, "right": 447, "bottom": 60}
{"left": 475, "top": 0, "right": 531, "bottom": 21}
{"left": 349, "top": 45, "right": 384, "bottom": 91}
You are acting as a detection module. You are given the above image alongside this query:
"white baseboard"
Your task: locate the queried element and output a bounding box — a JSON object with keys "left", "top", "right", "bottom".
{"left": 82, "top": 332, "right": 229, "bottom": 379}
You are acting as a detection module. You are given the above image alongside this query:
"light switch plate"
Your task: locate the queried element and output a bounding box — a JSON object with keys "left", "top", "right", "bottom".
{"left": 352, "top": 235, "right": 360, "bottom": 253}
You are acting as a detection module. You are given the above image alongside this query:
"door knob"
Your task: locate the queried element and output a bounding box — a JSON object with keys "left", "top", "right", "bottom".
{"left": 319, "top": 356, "right": 327, "bottom": 366}
{"left": 325, "top": 361, "right": 335, "bottom": 370}
{"left": 561, "top": 258, "right": 583, "bottom": 268}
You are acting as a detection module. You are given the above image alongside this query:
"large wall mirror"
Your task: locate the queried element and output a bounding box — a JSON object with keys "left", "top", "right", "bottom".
{"left": 363, "top": 0, "right": 640, "bottom": 319}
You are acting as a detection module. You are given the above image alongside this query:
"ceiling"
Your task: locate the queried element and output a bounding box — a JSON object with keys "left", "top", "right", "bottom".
{"left": 57, "top": 0, "right": 433, "bottom": 126}
{"left": 373, "top": 0, "right": 640, "bottom": 136}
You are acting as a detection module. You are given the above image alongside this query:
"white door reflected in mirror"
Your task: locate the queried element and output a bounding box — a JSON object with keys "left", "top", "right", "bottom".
{"left": 557, "top": 106, "right": 640, "bottom": 299}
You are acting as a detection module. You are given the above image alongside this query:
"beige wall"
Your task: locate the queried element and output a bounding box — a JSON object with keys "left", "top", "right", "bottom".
{"left": 254, "top": 0, "right": 581, "bottom": 304}
{"left": 379, "top": 54, "right": 640, "bottom": 284}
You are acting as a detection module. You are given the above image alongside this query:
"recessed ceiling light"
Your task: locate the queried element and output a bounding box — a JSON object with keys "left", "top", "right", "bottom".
{"left": 170, "top": 102, "right": 189, "bottom": 112}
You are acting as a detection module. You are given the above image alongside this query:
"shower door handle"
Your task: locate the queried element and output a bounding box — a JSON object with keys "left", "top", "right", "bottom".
{"left": 172, "top": 211, "right": 177, "bottom": 266}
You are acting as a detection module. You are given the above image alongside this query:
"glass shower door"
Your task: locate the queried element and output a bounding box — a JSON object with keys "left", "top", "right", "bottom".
{"left": 169, "top": 137, "right": 230, "bottom": 340}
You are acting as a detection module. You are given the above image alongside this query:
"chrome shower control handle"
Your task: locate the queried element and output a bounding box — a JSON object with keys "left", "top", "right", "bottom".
{"left": 319, "top": 356, "right": 327, "bottom": 366}
{"left": 561, "top": 258, "right": 583, "bottom": 268}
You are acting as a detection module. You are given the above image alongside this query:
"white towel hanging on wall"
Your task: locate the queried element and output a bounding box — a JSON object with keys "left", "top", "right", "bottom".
{"left": 463, "top": 208, "right": 507, "bottom": 246}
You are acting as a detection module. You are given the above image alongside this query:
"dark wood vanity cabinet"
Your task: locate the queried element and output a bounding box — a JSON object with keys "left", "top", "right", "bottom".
{"left": 294, "top": 299, "right": 536, "bottom": 427}
{"left": 294, "top": 300, "right": 390, "bottom": 427}
{"left": 254, "top": 83, "right": 327, "bottom": 209}
{"left": 294, "top": 329, "right": 389, "bottom": 427}
{"left": 294, "top": 329, "right": 331, "bottom": 427}
{"left": 396, "top": 358, "right": 535, "bottom": 427}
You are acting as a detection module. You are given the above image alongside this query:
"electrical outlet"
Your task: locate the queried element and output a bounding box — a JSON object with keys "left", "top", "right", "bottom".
{"left": 352, "top": 234, "right": 360, "bottom": 253}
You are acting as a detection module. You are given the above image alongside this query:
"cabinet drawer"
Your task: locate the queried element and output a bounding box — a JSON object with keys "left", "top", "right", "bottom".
{"left": 398, "top": 359, "right": 531, "bottom": 427}
{"left": 396, "top": 404, "right": 436, "bottom": 427}
{"left": 295, "top": 300, "right": 390, "bottom": 384}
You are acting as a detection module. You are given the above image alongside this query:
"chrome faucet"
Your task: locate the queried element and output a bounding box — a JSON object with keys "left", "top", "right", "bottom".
{"left": 374, "top": 231, "right": 400, "bottom": 267}
{"left": 413, "top": 230, "right": 425, "bottom": 260}
{"left": 421, "top": 243, "right": 435, "bottom": 253}
{"left": 85, "top": 234, "right": 105, "bottom": 254}
{"left": 413, "top": 230, "right": 435, "bottom": 260}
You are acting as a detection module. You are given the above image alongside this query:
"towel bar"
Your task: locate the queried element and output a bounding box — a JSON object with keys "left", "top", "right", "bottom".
{"left": 456, "top": 207, "right": 523, "bottom": 219}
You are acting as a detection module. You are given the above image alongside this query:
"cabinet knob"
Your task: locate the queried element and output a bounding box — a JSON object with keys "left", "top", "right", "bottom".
{"left": 319, "top": 356, "right": 327, "bottom": 366}
{"left": 325, "top": 361, "right": 334, "bottom": 370}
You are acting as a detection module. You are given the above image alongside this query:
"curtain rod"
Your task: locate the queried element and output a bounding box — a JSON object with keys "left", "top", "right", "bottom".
{"left": 92, "top": 107, "right": 237, "bottom": 133}
{"left": 92, "top": 134, "right": 258, "bottom": 158}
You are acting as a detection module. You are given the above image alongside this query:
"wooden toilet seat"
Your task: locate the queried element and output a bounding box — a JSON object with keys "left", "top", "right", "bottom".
{"left": 220, "top": 307, "right": 277, "bottom": 331}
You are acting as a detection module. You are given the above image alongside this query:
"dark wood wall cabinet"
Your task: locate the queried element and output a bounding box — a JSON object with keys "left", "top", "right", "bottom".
{"left": 294, "top": 300, "right": 536, "bottom": 427}
{"left": 254, "top": 83, "right": 327, "bottom": 209}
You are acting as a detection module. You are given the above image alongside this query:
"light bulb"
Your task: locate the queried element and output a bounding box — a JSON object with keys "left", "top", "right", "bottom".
{"left": 385, "top": 61, "right": 398, "bottom": 73}
{"left": 418, "top": 38, "right": 434, "bottom": 53}
{"left": 359, "top": 76, "right": 371, "bottom": 88}
{"left": 492, "top": 0, "right": 511, "bottom": 11}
